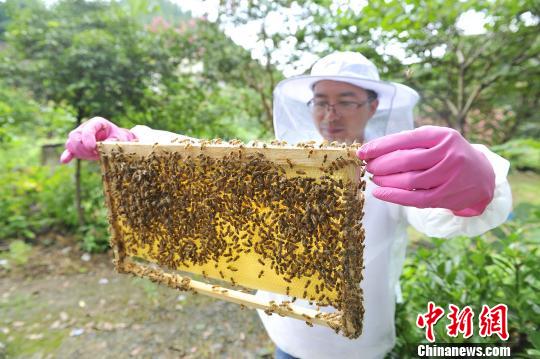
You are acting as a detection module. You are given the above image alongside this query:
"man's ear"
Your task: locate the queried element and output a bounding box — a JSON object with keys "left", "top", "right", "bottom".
{"left": 368, "top": 99, "right": 379, "bottom": 117}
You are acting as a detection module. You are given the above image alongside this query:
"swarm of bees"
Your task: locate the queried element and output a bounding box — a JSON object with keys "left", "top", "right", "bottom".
{"left": 99, "top": 138, "right": 366, "bottom": 338}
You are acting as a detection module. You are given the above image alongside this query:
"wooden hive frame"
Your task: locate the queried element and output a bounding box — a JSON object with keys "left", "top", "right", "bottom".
{"left": 97, "top": 139, "right": 366, "bottom": 338}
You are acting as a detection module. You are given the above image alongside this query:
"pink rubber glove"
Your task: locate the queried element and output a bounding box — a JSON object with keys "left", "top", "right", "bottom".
{"left": 60, "top": 117, "right": 137, "bottom": 164}
{"left": 357, "top": 126, "right": 496, "bottom": 217}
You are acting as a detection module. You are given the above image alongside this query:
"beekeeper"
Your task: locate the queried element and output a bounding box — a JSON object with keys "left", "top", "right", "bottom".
{"left": 60, "top": 51, "right": 512, "bottom": 359}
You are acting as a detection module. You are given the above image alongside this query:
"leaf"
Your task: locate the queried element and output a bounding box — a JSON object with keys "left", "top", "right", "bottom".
{"left": 470, "top": 252, "right": 485, "bottom": 267}
{"left": 529, "top": 331, "right": 540, "bottom": 350}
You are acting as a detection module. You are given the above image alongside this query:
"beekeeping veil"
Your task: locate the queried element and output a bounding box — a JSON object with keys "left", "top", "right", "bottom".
{"left": 273, "top": 52, "right": 420, "bottom": 143}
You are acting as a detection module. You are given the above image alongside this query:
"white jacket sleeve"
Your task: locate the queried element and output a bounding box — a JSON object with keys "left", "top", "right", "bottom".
{"left": 404, "top": 145, "right": 512, "bottom": 238}
{"left": 130, "top": 125, "right": 199, "bottom": 143}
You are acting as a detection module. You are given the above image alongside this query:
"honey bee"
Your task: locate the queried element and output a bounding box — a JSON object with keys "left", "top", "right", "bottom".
{"left": 105, "top": 139, "right": 366, "bottom": 332}
{"left": 286, "top": 158, "right": 294, "bottom": 168}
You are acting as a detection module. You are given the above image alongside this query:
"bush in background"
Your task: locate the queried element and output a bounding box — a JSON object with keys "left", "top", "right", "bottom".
{"left": 492, "top": 139, "right": 540, "bottom": 173}
{"left": 392, "top": 205, "right": 540, "bottom": 358}
{"left": 1, "top": 142, "right": 110, "bottom": 252}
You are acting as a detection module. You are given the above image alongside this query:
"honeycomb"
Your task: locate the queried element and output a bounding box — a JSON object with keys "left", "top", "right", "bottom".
{"left": 98, "top": 139, "right": 366, "bottom": 338}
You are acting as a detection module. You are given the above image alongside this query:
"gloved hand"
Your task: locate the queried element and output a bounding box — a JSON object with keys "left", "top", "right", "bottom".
{"left": 357, "top": 126, "right": 496, "bottom": 217}
{"left": 60, "top": 117, "right": 137, "bottom": 164}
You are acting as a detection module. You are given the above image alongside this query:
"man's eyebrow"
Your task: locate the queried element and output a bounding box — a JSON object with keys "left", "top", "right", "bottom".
{"left": 313, "top": 91, "right": 359, "bottom": 98}
{"left": 337, "top": 91, "right": 358, "bottom": 97}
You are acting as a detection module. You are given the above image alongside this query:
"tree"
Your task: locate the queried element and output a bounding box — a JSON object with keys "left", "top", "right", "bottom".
{"left": 218, "top": 0, "right": 540, "bottom": 141}
{"left": 0, "top": 2, "right": 9, "bottom": 40}
{"left": 1, "top": 0, "right": 277, "bottom": 226}
{"left": 353, "top": 0, "right": 539, "bottom": 138}
{"left": 1, "top": 0, "right": 174, "bottom": 225}
{"left": 168, "top": 16, "right": 282, "bottom": 134}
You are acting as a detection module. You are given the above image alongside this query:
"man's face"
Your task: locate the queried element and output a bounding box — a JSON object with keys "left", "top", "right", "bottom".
{"left": 311, "top": 80, "right": 379, "bottom": 144}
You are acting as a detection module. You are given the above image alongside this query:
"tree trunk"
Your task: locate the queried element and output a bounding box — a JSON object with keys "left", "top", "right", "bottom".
{"left": 75, "top": 158, "right": 84, "bottom": 226}
{"left": 457, "top": 114, "right": 467, "bottom": 138}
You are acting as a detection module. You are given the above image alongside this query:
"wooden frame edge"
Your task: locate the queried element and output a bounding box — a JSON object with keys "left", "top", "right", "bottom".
{"left": 121, "top": 258, "right": 344, "bottom": 332}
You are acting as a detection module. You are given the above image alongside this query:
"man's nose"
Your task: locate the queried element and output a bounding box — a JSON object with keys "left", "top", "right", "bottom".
{"left": 324, "top": 106, "right": 340, "bottom": 121}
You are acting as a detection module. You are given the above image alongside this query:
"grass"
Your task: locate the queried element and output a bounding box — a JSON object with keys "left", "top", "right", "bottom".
{"left": 0, "top": 293, "right": 66, "bottom": 357}
{"left": 508, "top": 170, "right": 540, "bottom": 205}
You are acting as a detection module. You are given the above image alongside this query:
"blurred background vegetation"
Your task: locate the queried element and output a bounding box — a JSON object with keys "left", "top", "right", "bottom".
{"left": 0, "top": 0, "right": 538, "bottom": 357}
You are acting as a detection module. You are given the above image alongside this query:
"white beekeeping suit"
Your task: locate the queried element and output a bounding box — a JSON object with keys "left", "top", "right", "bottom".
{"left": 122, "top": 51, "right": 512, "bottom": 359}
{"left": 255, "top": 52, "right": 512, "bottom": 359}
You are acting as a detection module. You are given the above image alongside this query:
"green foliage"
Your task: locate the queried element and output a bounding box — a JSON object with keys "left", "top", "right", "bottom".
{"left": 0, "top": 0, "right": 271, "bottom": 237}
{"left": 219, "top": 0, "right": 539, "bottom": 140}
{"left": 492, "top": 139, "right": 540, "bottom": 173}
{"left": 123, "top": 77, "right": 270, "bottom": 140}
{"left": 0, "top": 139, "right": 75, "bottom": 241}
{"left": 0, "top": 1, "right": 10, "bottom": 39}
{"left": 78, "top": 163, "right": 110, "bottom": 253}
{"left": 0, "top": 137, "right": 110, "bottom": 252}
{"left": 0, "top": 81, "right": 76, "bottom": 142}
{"left": 135, "top": 15, "right": 277, "bottom": 136}
{"left": 331, "top": 0, "right": 539, "bottom": 138}
{"left": 121, "top": 0, "right": 190, "bottom": 25}
{"left": 0, "top": 83, "right": 39, "bottom": 142}
{"left": 0, "top": 240, "right": 33, "bottom": 266}
{"left": 1, "top": 0, "right": 271, "bottom": 136}
{"left": 0, "top": 0, "right": 274, "bottom": 253}
{"left": 2, "top": 0, "right": 161, "bottom": 121}
{"left": 392, "top": 208, "right": 540, "bottom": 357}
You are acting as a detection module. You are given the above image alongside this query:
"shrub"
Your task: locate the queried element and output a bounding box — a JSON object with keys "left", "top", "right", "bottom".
{"left": 0, "top": 138, "right": 109, "bottom": 252}
{"left": 391, "top": 206, "right": 540, "bottom": 357}
{"left": 492, "top": 139, "right": 540, "bottom": 173}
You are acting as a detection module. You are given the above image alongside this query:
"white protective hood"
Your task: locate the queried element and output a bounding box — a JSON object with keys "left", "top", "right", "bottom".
{"left": 273, "top": 52, "right": 420, "bottom": 143}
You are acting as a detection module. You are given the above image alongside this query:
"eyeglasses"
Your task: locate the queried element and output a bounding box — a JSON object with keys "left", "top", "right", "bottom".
{"left": 307, "top": 99, "right": 372, "bottom": 114}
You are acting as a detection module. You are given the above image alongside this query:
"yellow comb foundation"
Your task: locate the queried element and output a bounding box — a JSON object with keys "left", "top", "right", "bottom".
{"left": 98, "top": 139, "right": 366, "bottom": 338}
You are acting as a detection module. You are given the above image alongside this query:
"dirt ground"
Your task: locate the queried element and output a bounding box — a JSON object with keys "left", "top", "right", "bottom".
{"left": 0, "top": 235, "right": 275, "bottom": 359}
